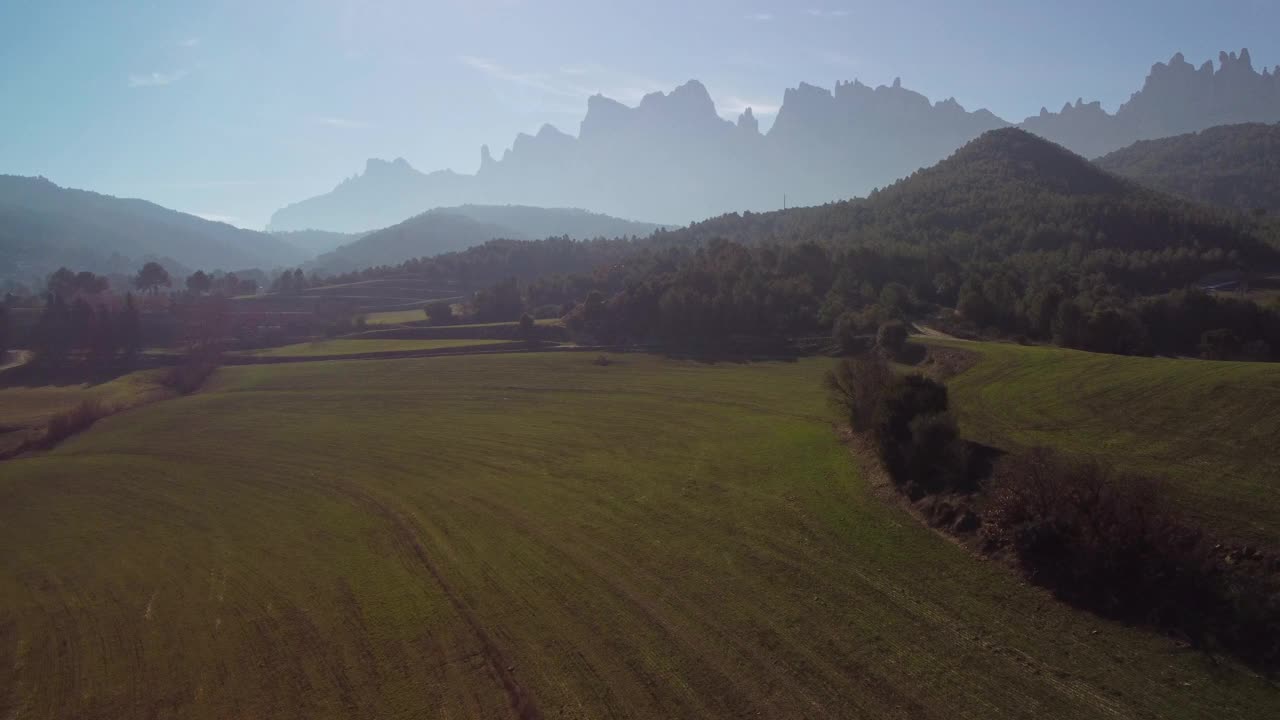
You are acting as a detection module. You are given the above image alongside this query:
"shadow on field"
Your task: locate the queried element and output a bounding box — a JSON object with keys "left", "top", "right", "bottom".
{"left": 0, "top": 362, "right": 138, "bottom": 389}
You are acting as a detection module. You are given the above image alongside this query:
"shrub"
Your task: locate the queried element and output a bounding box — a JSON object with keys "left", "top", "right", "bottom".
{"left": 824, "top": 354, "right": 892, "bottom": 432}
{"left": 876, "top": 320, "right": 909, "bottom": 357}
{"left": 832, "top": 312, "right": 858, "bottom": 355}
{"left": 162, "top": 349, "right": 221, "bottom": 395}
{"left": 42, "top": 399, "right": 111, "bottom": 447}
{"left": 425, "top": 300, "right": 455, "bottom": 325}
{"left": 982, "top": 449, "right": 1280, "bottom": 665}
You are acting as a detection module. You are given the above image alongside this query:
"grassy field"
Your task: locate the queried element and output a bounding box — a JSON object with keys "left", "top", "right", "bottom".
{"left": 236, "top": 338, "right": 512, "bottom": 358}
{"left": 364, "top": 308, "right": 432, "bottom": 326}
{"left": 1, "top": 352, "right": 1277, "bottom": 718}
{"left": 925, "top": 338, "right": 1280, "bottom": 546}
{"left": 0, "top": 370, "right": 170, "bottom": 453}
{"left": 363, "top": 310, "right": 562, "bottom": 328}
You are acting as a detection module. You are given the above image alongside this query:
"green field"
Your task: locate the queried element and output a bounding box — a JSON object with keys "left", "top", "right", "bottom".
{"left": 364, "top": 308, "right": 433, "bottom": 326}
{"left": 0, "top": 370, "right": 170, "bottom": 452}
{"left": 927, "top": 338, "right": 1280, "bottom": 546}
{"left": 1, "top": 352, "right": 1276, "bottom": 719}
{"left": 363, "top": 310, "right": 562, "bottom": 329}
{"left": 237, "top": 338, "right": 512, "bottom": 358}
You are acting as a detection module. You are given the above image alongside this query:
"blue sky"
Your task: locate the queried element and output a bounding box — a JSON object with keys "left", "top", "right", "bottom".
{"left": 1, "top": 0, "right": 1277, "bottom": 229}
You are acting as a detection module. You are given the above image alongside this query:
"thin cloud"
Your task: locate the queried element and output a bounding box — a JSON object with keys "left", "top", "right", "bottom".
{"left": 179, "top": 37, "right": 201, "bottom": 48}
{"left": 745, "top": 13, "right": 774, "bottom": 21}
{"left": 128, "top": 70, "right": 188, "bottom": 88}
{"left": 806, "top": 8, "right": 851, "bottom": 18}
{"left": 316, "top": 116, "right": 373, "bottom": 129}
{"left": 460, "top": 55, "right": 670, "bottom": 107}
{"left": 816, "top": 50, "right": 859, "bottom": 68}
{"left": 458, "top": 55, "right": 576, "bottom": 97}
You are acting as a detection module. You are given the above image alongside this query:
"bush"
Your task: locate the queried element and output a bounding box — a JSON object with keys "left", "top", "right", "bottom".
{"left": 824, "top": 354, "right": 892, "bottom": 432}
{"left": 161, "top": 350, "right": 221, "bottom": 395}
{"left": 425, "top": 300, "right": 455, "bottom": 325}
{"left": 861, "top": 373, "right": 980, "bottom": 497}
{"left": 42, "top": 399, "right": 111, "bottom": 447}
{"left": 983, "top": 449, "right": 1280, "bottom": 665}
{"left": 876, "top": 320, "right": 909, "bottom": 357}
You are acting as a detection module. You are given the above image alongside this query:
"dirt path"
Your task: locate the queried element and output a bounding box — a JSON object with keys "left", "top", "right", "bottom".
{"left": 0, "top": 350, "right": 34, "bottom": 374}
{"left": 912, "top": 324, "right": 972, "bottom": 341}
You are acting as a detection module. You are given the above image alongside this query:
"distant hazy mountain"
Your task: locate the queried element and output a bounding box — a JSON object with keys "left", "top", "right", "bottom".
{"left": 1095, "top": 123, "right": 1280, "bottom": 215}
{"left": 1026, "top": 50, "right": 1280, "bottom": 159}
{"left": 270, "top": 228, "right": 366, "bottom": 255}
{"left": 269, "top": 159, "right": 474, "bottom": 234}
{"left": 312, "top": 204, "right": 664, "bottom": 273}
{"left": 268, "top": 48, "right": 1280, "bottom": 233}
{"left": 0, "top": 175, "right": 305, "bottom": 284}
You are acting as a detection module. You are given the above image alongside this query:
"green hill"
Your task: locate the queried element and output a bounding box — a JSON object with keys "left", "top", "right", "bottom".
{"left": 1, "top": 352, "right": 1276, "bottom": 717}
{"left": 673, "top": 128, "right": 1276, "bottom": 262}
{"left": 927, "top": 338, "right": 1280, "bottom": 545}
{"left": 1096, "top": 123, "right": 1280, "bottom": 215}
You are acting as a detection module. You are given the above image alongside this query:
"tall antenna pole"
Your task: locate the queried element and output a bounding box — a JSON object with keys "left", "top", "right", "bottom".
{"left": 783, "top": 193, "right": 787, "bottom": 210}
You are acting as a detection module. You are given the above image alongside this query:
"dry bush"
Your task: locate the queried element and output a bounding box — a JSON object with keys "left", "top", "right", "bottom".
{"left": 162, "top": 348, "right": 221, "bottom": 395}
{"left": 42, "top": 399, "right": 112, "bottom": 447}
{"left": 824, "top": 353, "right": 892, "bottom": 432}
{"left": 982, "top": 448, "right": 1280, "bottom": 666}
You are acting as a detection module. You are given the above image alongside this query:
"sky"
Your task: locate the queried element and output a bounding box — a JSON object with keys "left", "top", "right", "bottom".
{"left": 1, "top": 0, "right": 1277, "bottom": 230}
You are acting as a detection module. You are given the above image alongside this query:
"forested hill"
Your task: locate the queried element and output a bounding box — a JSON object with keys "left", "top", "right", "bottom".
{"left": 1096, "top": 123, "right": 1280, "bottom": 215}
{"left": 666, "top": 127, "right": 1279, "bottom": 271}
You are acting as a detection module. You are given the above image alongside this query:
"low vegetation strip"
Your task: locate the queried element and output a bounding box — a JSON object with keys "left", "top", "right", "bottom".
{"left": 829, "top": 352, "right": 1280, "bottom": 668}
{"left": 924, "top": 338, "right": 1280, "bottom": 546}
{"left": 1, "top": 353, "right": 1276, "bottom": 718}
{"left": 234, "top": 338, "right": 512, "bottom": 358}
{"left": 0, "top": 370, "right": 173, "bottom": 455}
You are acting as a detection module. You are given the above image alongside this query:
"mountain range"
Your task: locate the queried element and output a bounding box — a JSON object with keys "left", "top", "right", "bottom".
{"left": 267, "top": 49, "right": 1280, "bottom": 234}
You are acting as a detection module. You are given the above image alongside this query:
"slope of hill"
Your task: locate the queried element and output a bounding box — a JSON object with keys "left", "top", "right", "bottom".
{"left": 671, "top": 127, "right": 1277, "bottom": 263}
{"left": 268, "top": 49, "right": 1280, "bottom": 232}
{"left": 0, "top": 175, "right": 305, "bottom": 282}
{"left": 928, "top": 338, "right": 1280, "bottom": 547}
{"left": 1095, "top": 123, "right": 1280, "bottom": 215}
{"left": 2, "top": 352, "right": 1277, "bottom": 717}
{"left": 269, "top": 228, "right": 365, "bottom": 255}
{"left": 312, "top": 205, "right": 663, "bottom": 273}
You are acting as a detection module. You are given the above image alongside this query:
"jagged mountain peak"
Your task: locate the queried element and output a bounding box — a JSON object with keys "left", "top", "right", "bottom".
{"left": 362, "top": 157, "right": 419, "bottom": 178}
{"left": 269, "top": 48, "right": 1280, "bottom": 235}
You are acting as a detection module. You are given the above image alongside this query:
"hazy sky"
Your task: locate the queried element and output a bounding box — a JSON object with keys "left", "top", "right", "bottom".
{"left": 2, "top": 0, "right": 1277, "bottom": 229}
